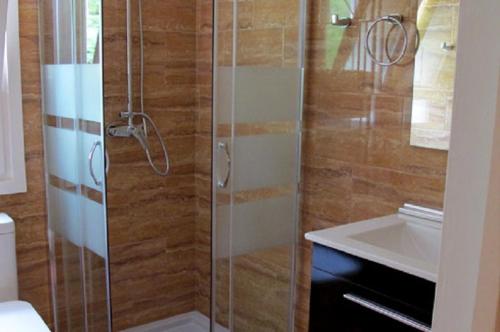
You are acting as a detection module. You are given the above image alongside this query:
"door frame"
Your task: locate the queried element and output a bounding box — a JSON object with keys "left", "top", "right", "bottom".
{"left": 433, "top": 0, "right": 500, "bottom": 330}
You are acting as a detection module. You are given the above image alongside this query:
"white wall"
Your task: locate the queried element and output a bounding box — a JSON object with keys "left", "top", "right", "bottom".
{"left": 471, "top": 83, "right": 500, "bottom": 331}
{"left": 433, "top": 0, "right": 500, "bottom": 330}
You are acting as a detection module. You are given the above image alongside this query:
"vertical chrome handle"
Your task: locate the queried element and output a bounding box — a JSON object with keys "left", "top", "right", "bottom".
{"left": 105, "top": 148, "right": 110, "bottom": 175}
{"left": 217, "top": 142, "right": 231, "bottom": 189}
{"left": 88, "top": 141, "right": 103, "bottom": 186}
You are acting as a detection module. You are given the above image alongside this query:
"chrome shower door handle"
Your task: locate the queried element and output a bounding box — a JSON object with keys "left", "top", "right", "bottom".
{"left": 89, "top": 140, "right": 104, "bottom": 186}
{"left": 217, "top": 142, "right": 231, "bottom": 189}
{"left": 105, "top": 148, "right": 110, "bottom": 175}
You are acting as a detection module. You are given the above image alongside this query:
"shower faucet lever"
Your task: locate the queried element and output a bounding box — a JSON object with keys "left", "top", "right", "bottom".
{"left": 120, "top": 111, "right": 132, "bottom": 119}
{"left": 107, "top": 123, "right": 149, "bottom": 151}
{"left": 130, "top": 125, "right": 150, "bottom": 152}
{"left": 107, "top": 124, "right": 133, "bottom": 138}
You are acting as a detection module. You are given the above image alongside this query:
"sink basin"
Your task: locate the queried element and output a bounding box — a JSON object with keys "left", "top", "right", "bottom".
{"left": 350, "top": 221, "right": 441, "bottom": 266}
{"left": 305, "top": 214, "right": 442, "bottom": 282}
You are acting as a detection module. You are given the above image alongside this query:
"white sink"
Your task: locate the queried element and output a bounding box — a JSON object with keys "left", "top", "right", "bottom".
{"left": 305, "top": 214, "right": 442, "bottom": 282}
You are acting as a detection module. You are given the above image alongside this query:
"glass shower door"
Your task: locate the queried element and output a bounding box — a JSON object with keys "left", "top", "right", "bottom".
{"left": 39, "top": 1, "right": 111, "bottom": 331}
{"left": 213, "top": 0, "right": 307, "bottom": 330}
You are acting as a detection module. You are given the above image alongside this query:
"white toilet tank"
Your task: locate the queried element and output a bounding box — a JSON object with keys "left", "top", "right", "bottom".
{"left": 0, "top": 213, "right": 49, "bottom": 331}
{"left": 0, "top": 213, "right": 19, "bottom": 301}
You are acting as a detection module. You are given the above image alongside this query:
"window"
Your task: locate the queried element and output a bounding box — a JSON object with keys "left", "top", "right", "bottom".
{"left": 0, "top": 0, "right": 26, "bottom": 194}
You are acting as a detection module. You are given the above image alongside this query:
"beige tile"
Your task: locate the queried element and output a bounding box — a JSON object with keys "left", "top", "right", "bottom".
{"left": 237, "top": 28, "right": 284, "bottom": 66}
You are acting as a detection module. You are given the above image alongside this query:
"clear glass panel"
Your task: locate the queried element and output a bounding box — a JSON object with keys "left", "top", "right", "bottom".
{"left": 213, "top": 0, "right": 306, "bottom": 331}
{"left": 213, "top": 1, "right": 235, "bottom": 329}
{"left": 40, "top": 0, "right": 111, "bottom": 331}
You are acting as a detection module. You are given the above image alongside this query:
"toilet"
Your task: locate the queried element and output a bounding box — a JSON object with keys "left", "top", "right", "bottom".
{"left": 0, "top": 213, "right": 50, "bottom": 331}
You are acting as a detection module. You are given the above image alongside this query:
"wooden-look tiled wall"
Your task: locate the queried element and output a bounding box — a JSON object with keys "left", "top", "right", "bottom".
{"left": 216, "top": 0, "right": 300, "bottom": 67}
{"left": 103, "top": 0, "right": 196, "bottom": 329}
{"left": 103, "top": 0, "right": 213, "bottom": 329}
{"left": 295, "top": 0, "right": 449, "bottom": 330}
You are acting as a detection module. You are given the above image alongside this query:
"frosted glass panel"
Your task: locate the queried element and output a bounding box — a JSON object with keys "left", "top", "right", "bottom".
{"left": 48, "top": 186, "right": 106, "bottom": 259}
{"left": 231, "top": 195, "right": 296, "bottom": 256}
{"left": 43, "top": 65, "right": 77, "bottom": 117}
{"left": 40, "top": 0, "right": 110, "bottom": 330}
{"left": 44, "top": 64, "right": 102, "bottom": 122}
{"left": 80, "top": 64, "right": 102, "bottom": 122}
{"left": 46, "top": 127, "right": 79, "bottom": 183}
{"left": 215, "top": 205, "right": 231, "bottom": 259}
{"left": 48, "top": 186, "right": 82, "bottom": 246}
{"left": 216, "top": 185, "right": 298, "bottom": 261}
{"left": 82, "top": 197, "right": 107, "bottom": 258}
{"left": 233, "top": 134, "right": 298, "bottom": 191}
{"left": 217, "top": 67, "right": 302, "bottom": 125}
{"left": 235, "top": 67, "right": 301, "bottom": 123}
{"left": 216, "top": 67, "right": 234, "bottom": 125}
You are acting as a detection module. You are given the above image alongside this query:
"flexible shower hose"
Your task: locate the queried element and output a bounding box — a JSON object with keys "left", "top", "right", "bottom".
{"left": 131, "top": 112, "right": 171, "bottom": 176}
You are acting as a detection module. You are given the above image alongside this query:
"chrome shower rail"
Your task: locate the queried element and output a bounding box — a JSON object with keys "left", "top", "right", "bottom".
{"left": 107, "top": 0, "right": 171, "bottom": 177}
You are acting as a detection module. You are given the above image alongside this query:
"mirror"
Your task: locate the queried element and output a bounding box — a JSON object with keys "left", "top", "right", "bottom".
{"left": 410, "top": 0, "right": 460, "bottom": 150}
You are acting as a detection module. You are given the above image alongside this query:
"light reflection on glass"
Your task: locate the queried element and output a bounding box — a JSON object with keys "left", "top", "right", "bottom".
{"left": 410, "top": 0, "right": 459, "bottom": 150}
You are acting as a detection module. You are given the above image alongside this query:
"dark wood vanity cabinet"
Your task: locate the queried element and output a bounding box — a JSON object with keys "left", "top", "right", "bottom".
{"left": 309, "top": 244, "right": 436, "bottom": 332}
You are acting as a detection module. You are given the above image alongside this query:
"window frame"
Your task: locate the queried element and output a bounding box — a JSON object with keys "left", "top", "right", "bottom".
{"left": 0, "top": 0, "right": 26, "bottom": 195}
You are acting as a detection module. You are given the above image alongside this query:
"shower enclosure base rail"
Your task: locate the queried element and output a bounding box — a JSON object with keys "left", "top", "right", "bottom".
{"left": 121, "top": 311, "right": 229, "bottom": 332}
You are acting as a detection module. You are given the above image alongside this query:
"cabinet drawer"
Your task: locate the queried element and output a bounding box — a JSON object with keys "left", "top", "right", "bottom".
{"left": 309, "top": 267, "right": 432, "bottom": 331}
{"left": 312, "top": 244, "right": 436, "bottom": 314}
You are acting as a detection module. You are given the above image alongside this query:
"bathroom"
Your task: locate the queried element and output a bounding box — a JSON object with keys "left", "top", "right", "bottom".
{"left": 0, "top": 0, "right": 498, "bottom": 331}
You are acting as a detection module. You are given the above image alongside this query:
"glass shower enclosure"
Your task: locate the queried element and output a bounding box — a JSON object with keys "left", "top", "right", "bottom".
{"left": 39, "top": 0, "right": 111, "bottom": 331}
{"left": 38, "top": 0, "right": 307, "bottom": 330}
{"left": 212, "top": 0, "right": 307, "bottom": 330}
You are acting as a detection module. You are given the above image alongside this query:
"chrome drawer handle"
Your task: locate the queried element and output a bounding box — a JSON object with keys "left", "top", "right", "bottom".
{"left": 216, "top": 142, "right": 231, "bottom": 189}
{"left": 343, "top": 293, "right": 431, "bottom": 332}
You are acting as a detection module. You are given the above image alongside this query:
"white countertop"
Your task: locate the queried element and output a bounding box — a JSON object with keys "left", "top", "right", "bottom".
{"left": 305, "top": 214, "right": 442, "bottom": 282}
{"left": 0, "top": 301, "right": 50, "bottom": 332}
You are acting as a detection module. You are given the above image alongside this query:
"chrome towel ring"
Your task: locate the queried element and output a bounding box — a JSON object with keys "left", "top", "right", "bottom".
{"left": 365, "top": 14, "right": 409, "bottom": 67}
